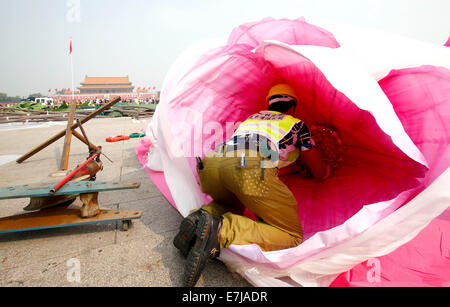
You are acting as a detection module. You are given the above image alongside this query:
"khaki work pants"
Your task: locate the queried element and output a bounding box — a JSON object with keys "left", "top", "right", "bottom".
{"left": 198, "top": 149, "right": 303, "bottom": 252}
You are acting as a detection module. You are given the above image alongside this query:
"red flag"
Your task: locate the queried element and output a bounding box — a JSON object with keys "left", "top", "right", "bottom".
{"left": 55, "top": 88, "right": 58, "bottom": 92}
{"left": 48, "top": 89, "right": 51, "bottom": 92}
{"left": 70, "top": 39, "right": 73, "bottom": 54}
{"left": 153, "top": 86, "right": 156, "bottom": 90}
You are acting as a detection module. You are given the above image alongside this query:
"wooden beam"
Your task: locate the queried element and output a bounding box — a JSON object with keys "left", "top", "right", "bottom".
{"left": 59, "top": 99, "right": 77, "bottom": 170}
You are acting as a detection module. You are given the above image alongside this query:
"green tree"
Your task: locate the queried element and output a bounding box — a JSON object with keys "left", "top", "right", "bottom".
{"left": 0, "top": 93, "right": 21, "bottom": 102}
{"left": 29, "top": 93, "right": 43, "bottom": 98}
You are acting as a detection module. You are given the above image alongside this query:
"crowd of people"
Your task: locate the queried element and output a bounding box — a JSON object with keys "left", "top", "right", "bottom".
{"left": 75, "top": 97, "right": 159, "bottom": 106}
{"left": 46, "top": 96, "right": 160, "bottom": 108}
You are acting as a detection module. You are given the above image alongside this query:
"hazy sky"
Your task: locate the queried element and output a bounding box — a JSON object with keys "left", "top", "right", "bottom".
{"left": 1, "top": 0, "right": 449, "bottom": 97}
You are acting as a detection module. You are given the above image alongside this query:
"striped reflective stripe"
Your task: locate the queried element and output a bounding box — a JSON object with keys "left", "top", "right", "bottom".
{"left": 234, "top": 116, "right": 299, "bottom": 141}
{"left": 235, "top": 122, "right": 284, "bottom": 139}
{"left": 232, "top": 112, "right": 302, "bottom": 168}
{"left": 243, "top": 117, "right": 298, "bottom": 132}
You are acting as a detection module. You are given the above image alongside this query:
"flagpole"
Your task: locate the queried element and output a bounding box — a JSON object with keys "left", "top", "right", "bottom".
{"left": 71, "top": 42, "right": 74, "bottom": 103}
{"left": 70, "top": 52, "right": 75, "bottom": 102}
{"left": 60, "top": 38, "right": 76, "bottom": 170}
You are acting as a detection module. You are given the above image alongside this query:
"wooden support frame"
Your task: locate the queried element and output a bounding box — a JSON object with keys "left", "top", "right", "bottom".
{"left": 16, "top": 97, "right": 121, "bottom": 163}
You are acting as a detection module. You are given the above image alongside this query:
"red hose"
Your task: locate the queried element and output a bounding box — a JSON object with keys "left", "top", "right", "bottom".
{"left": 50, "top": 153, "right": 99, "bottom": 194}
{"left": 106, "top": 135, "right": 130, "bottom": 142}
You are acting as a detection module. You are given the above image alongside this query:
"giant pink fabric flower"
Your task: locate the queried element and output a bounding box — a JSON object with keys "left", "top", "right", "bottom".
{"left": 137, "top": 18, "right": 450, "bottom": 286}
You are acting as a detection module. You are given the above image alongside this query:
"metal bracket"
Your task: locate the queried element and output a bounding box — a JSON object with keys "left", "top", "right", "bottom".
{"left": 80, "top": 192, "right": 100, "bottom": 218}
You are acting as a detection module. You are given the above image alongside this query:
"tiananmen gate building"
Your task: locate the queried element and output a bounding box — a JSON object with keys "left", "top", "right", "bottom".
{"left": 48, "top": 75, "right": 159, "bottom": 103}
{"left": 78, "top": 76, "right": 134, "bottom": 94}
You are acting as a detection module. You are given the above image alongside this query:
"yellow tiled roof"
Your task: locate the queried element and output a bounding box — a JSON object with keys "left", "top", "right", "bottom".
{"left": 80, "top": 76, "right": 131, "bottom": 85}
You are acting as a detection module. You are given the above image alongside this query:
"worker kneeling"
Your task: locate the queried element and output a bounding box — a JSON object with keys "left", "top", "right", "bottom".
{"left": 173, "top": 84, "right": 330, "bottom": 286}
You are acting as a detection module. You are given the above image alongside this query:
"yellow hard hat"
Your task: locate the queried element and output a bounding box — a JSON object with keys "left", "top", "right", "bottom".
{"left": 266, "top": 83, "right": 298, "bottom": 103}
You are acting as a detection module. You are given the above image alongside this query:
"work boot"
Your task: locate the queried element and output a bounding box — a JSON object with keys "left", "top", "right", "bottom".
{"left": 184, "top": 211, "right": 223, "bottom": 287}
{"left": 173, "top": 209, "right": 203, "bottom": 257}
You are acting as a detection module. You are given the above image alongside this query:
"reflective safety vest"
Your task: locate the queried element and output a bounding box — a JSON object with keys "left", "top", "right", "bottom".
{"left": 232, "top": 111, "right": 302, "bottom": 168}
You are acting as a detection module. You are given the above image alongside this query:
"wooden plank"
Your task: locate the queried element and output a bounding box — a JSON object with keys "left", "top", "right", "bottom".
{"left": 16, "top": 97, "right": 121, "bottom": 163}
{"left": 59, "top": 99, "right": 77, "bottom": 170}
{"left": 0, "top": 208, "right": 142, "bottom": 234}
{"left": 0, "top": 181, "right": 141, "bottom": 200}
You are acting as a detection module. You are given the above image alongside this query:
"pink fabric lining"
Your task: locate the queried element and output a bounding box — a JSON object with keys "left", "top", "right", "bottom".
{"left": 379, "top": 66, "right": 450, "bottom": 187}
{"left": 253, "top": 44, "right": 428, "bottom": 238}
{"left": 331, "top": 207, "right": 450, "bottom": 287}
{"left": 331, "top": 65, "right": 450, "bottom": 286}
{"left": 137, "top": 17, "right": 432, "bottom": 240}
{"left": 165, "top": 52, "right": 427, "bottom": 240}
{"left": 227, "top": 17, "right": 340, "bottom": 49}
{"left": 136, "top": 138, "right": 176, "bottom": 208}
